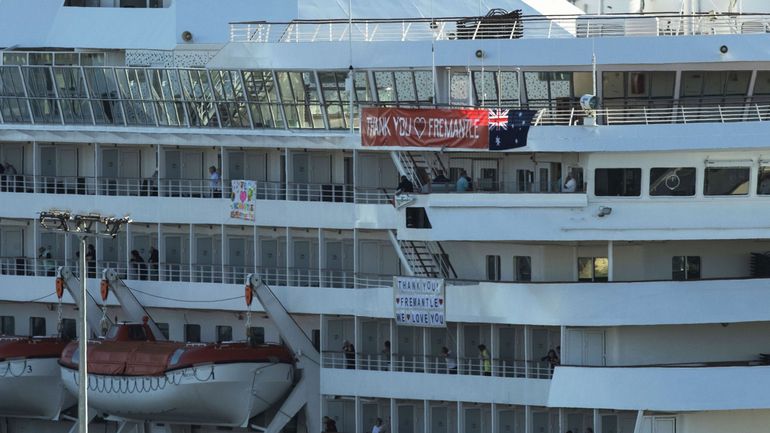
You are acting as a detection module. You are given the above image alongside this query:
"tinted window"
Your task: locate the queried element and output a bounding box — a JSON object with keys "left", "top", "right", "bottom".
{"left": 29, "top": 317, "right": 46, "bottom": 336}
{"left": 649, "top": 167, "right": 696, "bottom": 196}
{"left": 757, "top": 167, "right": 770, "bottom": 195}
{"left": 61, "top": 318, "right": 76, "bottom": 340}
{"left": 595, "top": 168, "right": 641, "bottom": 196}
{"left": 704, "top": 167, "right": 750, "bottom": 195}
{"left": 672, "top": 256, "right": 701, "bottom": 280}
{"left": 248, "top": 326, "right": 265, "bottom": 345}
{"left": 486, "top": 255, "right": 501, "bottom": 281}
{"left": 514, "top": 256, "right": 532, "bottom": 282}
{"left": 216, "top": 325, "right": 233, "bottom": 343}
{"left": 0, "top": 316, "right": 14, "bottom": 335}
{"left": 184, "top": 324, "right": 201, "bottom": 343}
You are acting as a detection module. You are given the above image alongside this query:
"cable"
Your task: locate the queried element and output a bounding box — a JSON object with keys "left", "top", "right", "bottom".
{"left": 24, "top": 292, "right": 56, "bottom": 302}
{"left": 116, "top": 278, "right": 243, "bottom": 303}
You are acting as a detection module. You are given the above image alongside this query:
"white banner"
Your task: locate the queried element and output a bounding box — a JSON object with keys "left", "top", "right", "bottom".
{"left": 394, "top": 276, "right": 446, "bottom": 328}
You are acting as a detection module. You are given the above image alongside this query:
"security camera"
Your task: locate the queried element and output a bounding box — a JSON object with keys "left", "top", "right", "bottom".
{"left": 597, "top": 206, "right": 612, "bottom": 217}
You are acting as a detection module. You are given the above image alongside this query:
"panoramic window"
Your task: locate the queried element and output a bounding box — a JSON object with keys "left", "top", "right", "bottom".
{"left": 602, "top": 71, "right": 676, "bottom": 109}
{"left": 374, "top": 70, "right": 433, "bottom": 104}
{"left": 514, "top": 256, "right": 532, "bottom": 282}
{"left": 594, "top": 168, "right": 642, "bottom": 196}
{"left": 704, "top": 167, "right": 750, "bottom": 195}
{"left": 472, "top": 71, "right": 520, "bottom": 107}
{"left": 649, "top": 167, "right": 696, "bottom": 196}
{"left": 524, "top": 71, "right": 592, "bottom": 111}
{"left": 578, "top": 257, "right": 608, "bottom": 282}
{"left": 486, "top": 255, "right": 501, "bottom": 281}
{"left": 672, "top": 256, "right": 701, "bottom": 280}
{"left": 680, "top": 71, "right": 751, "bottom": 105}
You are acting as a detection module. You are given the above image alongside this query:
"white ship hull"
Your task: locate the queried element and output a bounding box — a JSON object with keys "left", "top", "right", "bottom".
{"left": 0, "top": 358, "right": 74, "bottom": 420}
{"left": 61, "top": 362, "right": 293, "bottom": 426}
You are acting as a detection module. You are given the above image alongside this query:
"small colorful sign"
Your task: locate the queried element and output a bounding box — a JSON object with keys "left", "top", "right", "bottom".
{"left": 230, "top": 180, "right": 256, "bottom": 221}
{"left": 394, "top": 276, "right": 446, "bottom": 328}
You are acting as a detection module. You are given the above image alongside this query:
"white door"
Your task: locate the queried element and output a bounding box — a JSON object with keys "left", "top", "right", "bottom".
{"left": 121, "top": 149, "right": 141, "bottom": 178}
{"left": 228, "top": 151, "right": 244, "bottom": 180}
{"left": 359, "top": 240, "right": 380, "bottom": 274}
{"left": 1, "top": 227, "right": 23, "bottom": 257}
{"left": 40, "top": 147, "right": 56, "bottom": 177}
{"left": 654, "top": 418, "right": 675, "bottom": 433}
{"left": 498, "top": 327, "right": 516, "bottom": 375}
{"left": 182, "top": 151, "right": 203, "bottom": 195}
{"left": 565, "top": 329, "right": 605, "bottom": 366}
{"left": 310, "top": 153, "right": 331, "bottom": 184}
{"left": 499, "top": 410, "right": 516, "bottom": 433}
{"left": 246, "top": 152, "right": 267, "bottom": 181}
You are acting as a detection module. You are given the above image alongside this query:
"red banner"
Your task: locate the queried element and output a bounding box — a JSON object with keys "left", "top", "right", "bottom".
{"left": 361, "top": 107, "right": 489, "bottom": 149}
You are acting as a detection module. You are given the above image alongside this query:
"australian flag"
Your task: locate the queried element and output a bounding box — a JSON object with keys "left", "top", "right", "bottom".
{"left": 488, "top": 109, "right": 538, "bottom": 150}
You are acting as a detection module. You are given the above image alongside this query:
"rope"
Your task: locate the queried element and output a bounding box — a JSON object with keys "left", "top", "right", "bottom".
{"left": 0, "top": 359, "right": 29, "bottom": 378}
{"left": 71, "top": 364, "right": 215, "bottom": 394}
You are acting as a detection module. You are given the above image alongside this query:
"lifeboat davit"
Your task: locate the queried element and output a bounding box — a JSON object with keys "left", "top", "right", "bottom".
{"left": 0, "top": 336, "right": 74, "bottom": 419}
{"left": 59, "top": 323, "right": 294, "bottom": 426}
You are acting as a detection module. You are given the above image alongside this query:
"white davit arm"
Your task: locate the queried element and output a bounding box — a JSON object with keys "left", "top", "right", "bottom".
{"left": 57, "top": 267, "right": 110, "bottom": 337}
{"left": 245, "top": 274, "right": 320, "bottom": 433}
{"left": 101, "top": 268, "right": 167, "bottom": 341}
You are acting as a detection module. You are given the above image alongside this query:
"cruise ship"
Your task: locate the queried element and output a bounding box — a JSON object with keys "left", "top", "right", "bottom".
{"left": 2, "top": 0, "right": 770, "bottom": 432}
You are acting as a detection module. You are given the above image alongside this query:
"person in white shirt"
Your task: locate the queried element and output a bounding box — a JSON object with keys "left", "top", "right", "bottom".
{"left": 440, "top": 346, "right": 457, "bottom": 374}
{"left": 372, "top": 417, "right": 384, "bottom": 433}
{"left": 563, "top": 174, "right": 577, "bottom": 193}
{"left": 209, "top": 165, "right": 221, "bottom": 197}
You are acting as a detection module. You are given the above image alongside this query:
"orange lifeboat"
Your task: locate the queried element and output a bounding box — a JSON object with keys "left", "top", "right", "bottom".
{"left": 59, "top": 323, "right": 294, "bottom": 426}
{"left": 0, "top": 336, "right": 74, "bottom": 419}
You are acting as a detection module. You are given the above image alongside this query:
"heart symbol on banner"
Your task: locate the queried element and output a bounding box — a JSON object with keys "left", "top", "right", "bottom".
{"left": 439, "top": 299, "right": 443, "bottom": 305}
{"left": 395, "top": 297, "right": 400, "bottom": 304}
{"left": 406, "top": 314, "right": 411, "bottom": 320}
{"left": 414, "top": 117, "right": 427, "bottom": 139}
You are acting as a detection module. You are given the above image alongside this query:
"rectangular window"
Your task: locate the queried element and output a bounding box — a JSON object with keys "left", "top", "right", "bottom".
{"left": 758, "top": 167, "right": 770, "bottom": 195}
{"left": 312, "top": 329, "right": 321, "bottom": 351}
{"left": 514, "top": 256, "right": 532, "bottom": 282}
{"left": 672, "top": 256, "right": 701, "bottom": 280}
{"left": 184, "top": 324, "right": 201, "bottom": 343}
{"left": 578, "top": 257, "right": 609, "bottom": 282}
{"left": 704, "top": 167, "right": 750, "bottom": 195}
{"left": 595, "top": 168, "right": 641, "bottom": 196}
{"left": 61, "top": 318, "right": 76, "bottom": 340}
{"left": 29, "top": 317, "right": 46, "bottom": 336}
{"left": 649, "top": 167, "right": 696, "bottom": 196}
{"left": 0, "top": 316, "right": 14, "bottom": 335}
{"left": 216, "top": 325, "right": 233, "bottom": 343}
{"left": 486, "top": 255, "right": 501, "bottom": 281}
{"left": 156, "top": 322, "right": 170, "bottom": 340}
{"left": 248, "top": 326, "right": 265, "bottom": 345}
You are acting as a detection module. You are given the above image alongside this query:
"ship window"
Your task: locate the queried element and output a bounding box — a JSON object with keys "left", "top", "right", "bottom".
{"left": 486, "top": 255, "right": 501, "bottom": 281}
{"left": 312, "top": 329, "right": 321, "bottom": 351}
{"left": 649, "top": 167, "right": 696, "bottom": 196}
{"left": 61, "top": 319, "right": 76, "bottom": 340}
{"left": 757, "top": 167, "right": 770, "bottom": 195}
{"left": 594, "top": 168, "right": 641, "bottom": 196}
{"left": 248, "top": 326, "right": 265, "bottom": 345}
{"left": 317, "top": 71, "right": 369, "bottom": 130}
{"left": 216, "top": 325, "right": 233, "bottom": 343}
{"left": 29, "top": 317, "right": 46, "bottom": 336}
{"left": 680, "top": 71, "right": 751, "bottom": 104}
{"left": 672, "top": 256, "right": 700, "bottom": 280}
{"left": 578, "top": 257, "right": 608, "bottom": 282}
{"left": 2, "top": 53, "right": 27, "bottom": 65}
{"left": 0, "top": 316, "right": 14, "bottom": 335}
{"left": 514, "top": 256, "right": 532, "bottom": 282}
{"left": 156, "top": 322, "right": 170, "bottom": 339}
{"left": 704, "top": 167, "right": 750, "bottom": 195}
{"left": 184, "top": 324, "right": 201, "bottom": 343}
{"left": 127, "top": 325, "right": 148, "bottom": 341}
{"left": 276, "top": 71, "right": 323, "bottom": 129}
{"left": 524, "top": 71, "right": 591, "bottom": 111}
{"left": 472, "top": 70, "right": 521, "bottom": 107}
{"left": 405, "top": 207, "right": 432, "bottom": 229}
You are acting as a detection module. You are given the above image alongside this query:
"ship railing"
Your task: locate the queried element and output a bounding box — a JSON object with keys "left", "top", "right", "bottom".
{"left": 230, "top": 13, "right": 770, "bottom": 43}
{"left": 424, "top": 179, "right": 583, "bottom": 194}
{"left": 97, "top": 261, "right": 129, "bottom": 280}
{"left": 0, "top": 256, "right": 37, "bottom": 277}
{"left": 320, "top": 351, "right": 553, "bottom": 378}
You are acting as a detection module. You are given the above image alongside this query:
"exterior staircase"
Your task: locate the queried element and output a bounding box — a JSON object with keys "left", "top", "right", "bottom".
{"left": 388, "top": 231, "right": 457, "bottom": 279}
{"left": 390, "top": 151, "right": 448, "bottom": 191}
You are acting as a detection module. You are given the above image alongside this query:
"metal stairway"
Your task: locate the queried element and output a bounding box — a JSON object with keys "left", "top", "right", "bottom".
{"left": 388, "top": 231, "right": 457, "bottom": 279}
{"left": 390, "top": 151, "right": 448, "bottom": 191}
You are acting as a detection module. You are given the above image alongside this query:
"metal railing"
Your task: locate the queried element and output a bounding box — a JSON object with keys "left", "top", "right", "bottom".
{"left": 321, "top": 351, "right": 554, "bottom": 378}
{"left": 230, "top": 13, "right": 770, "bottom": 43}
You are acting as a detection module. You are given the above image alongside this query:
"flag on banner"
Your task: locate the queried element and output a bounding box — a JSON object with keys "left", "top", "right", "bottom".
{"left": 488, "top": 109, "right": 538, "bottom": 150}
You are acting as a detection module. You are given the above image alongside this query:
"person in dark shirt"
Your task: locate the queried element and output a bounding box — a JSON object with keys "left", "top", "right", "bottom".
{"left": 396, "top": 176, "right": 414, "bottom": 194}
{"left": 433, "top": 170, "right": 449, "bottom": 183}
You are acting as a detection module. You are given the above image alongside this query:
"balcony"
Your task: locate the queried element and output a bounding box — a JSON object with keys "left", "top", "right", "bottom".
{"left": 548, "top": 364, "right": 770, "bottom": 411}
{"left": 0, "top": 174, "right": 393, "bottom": 204}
